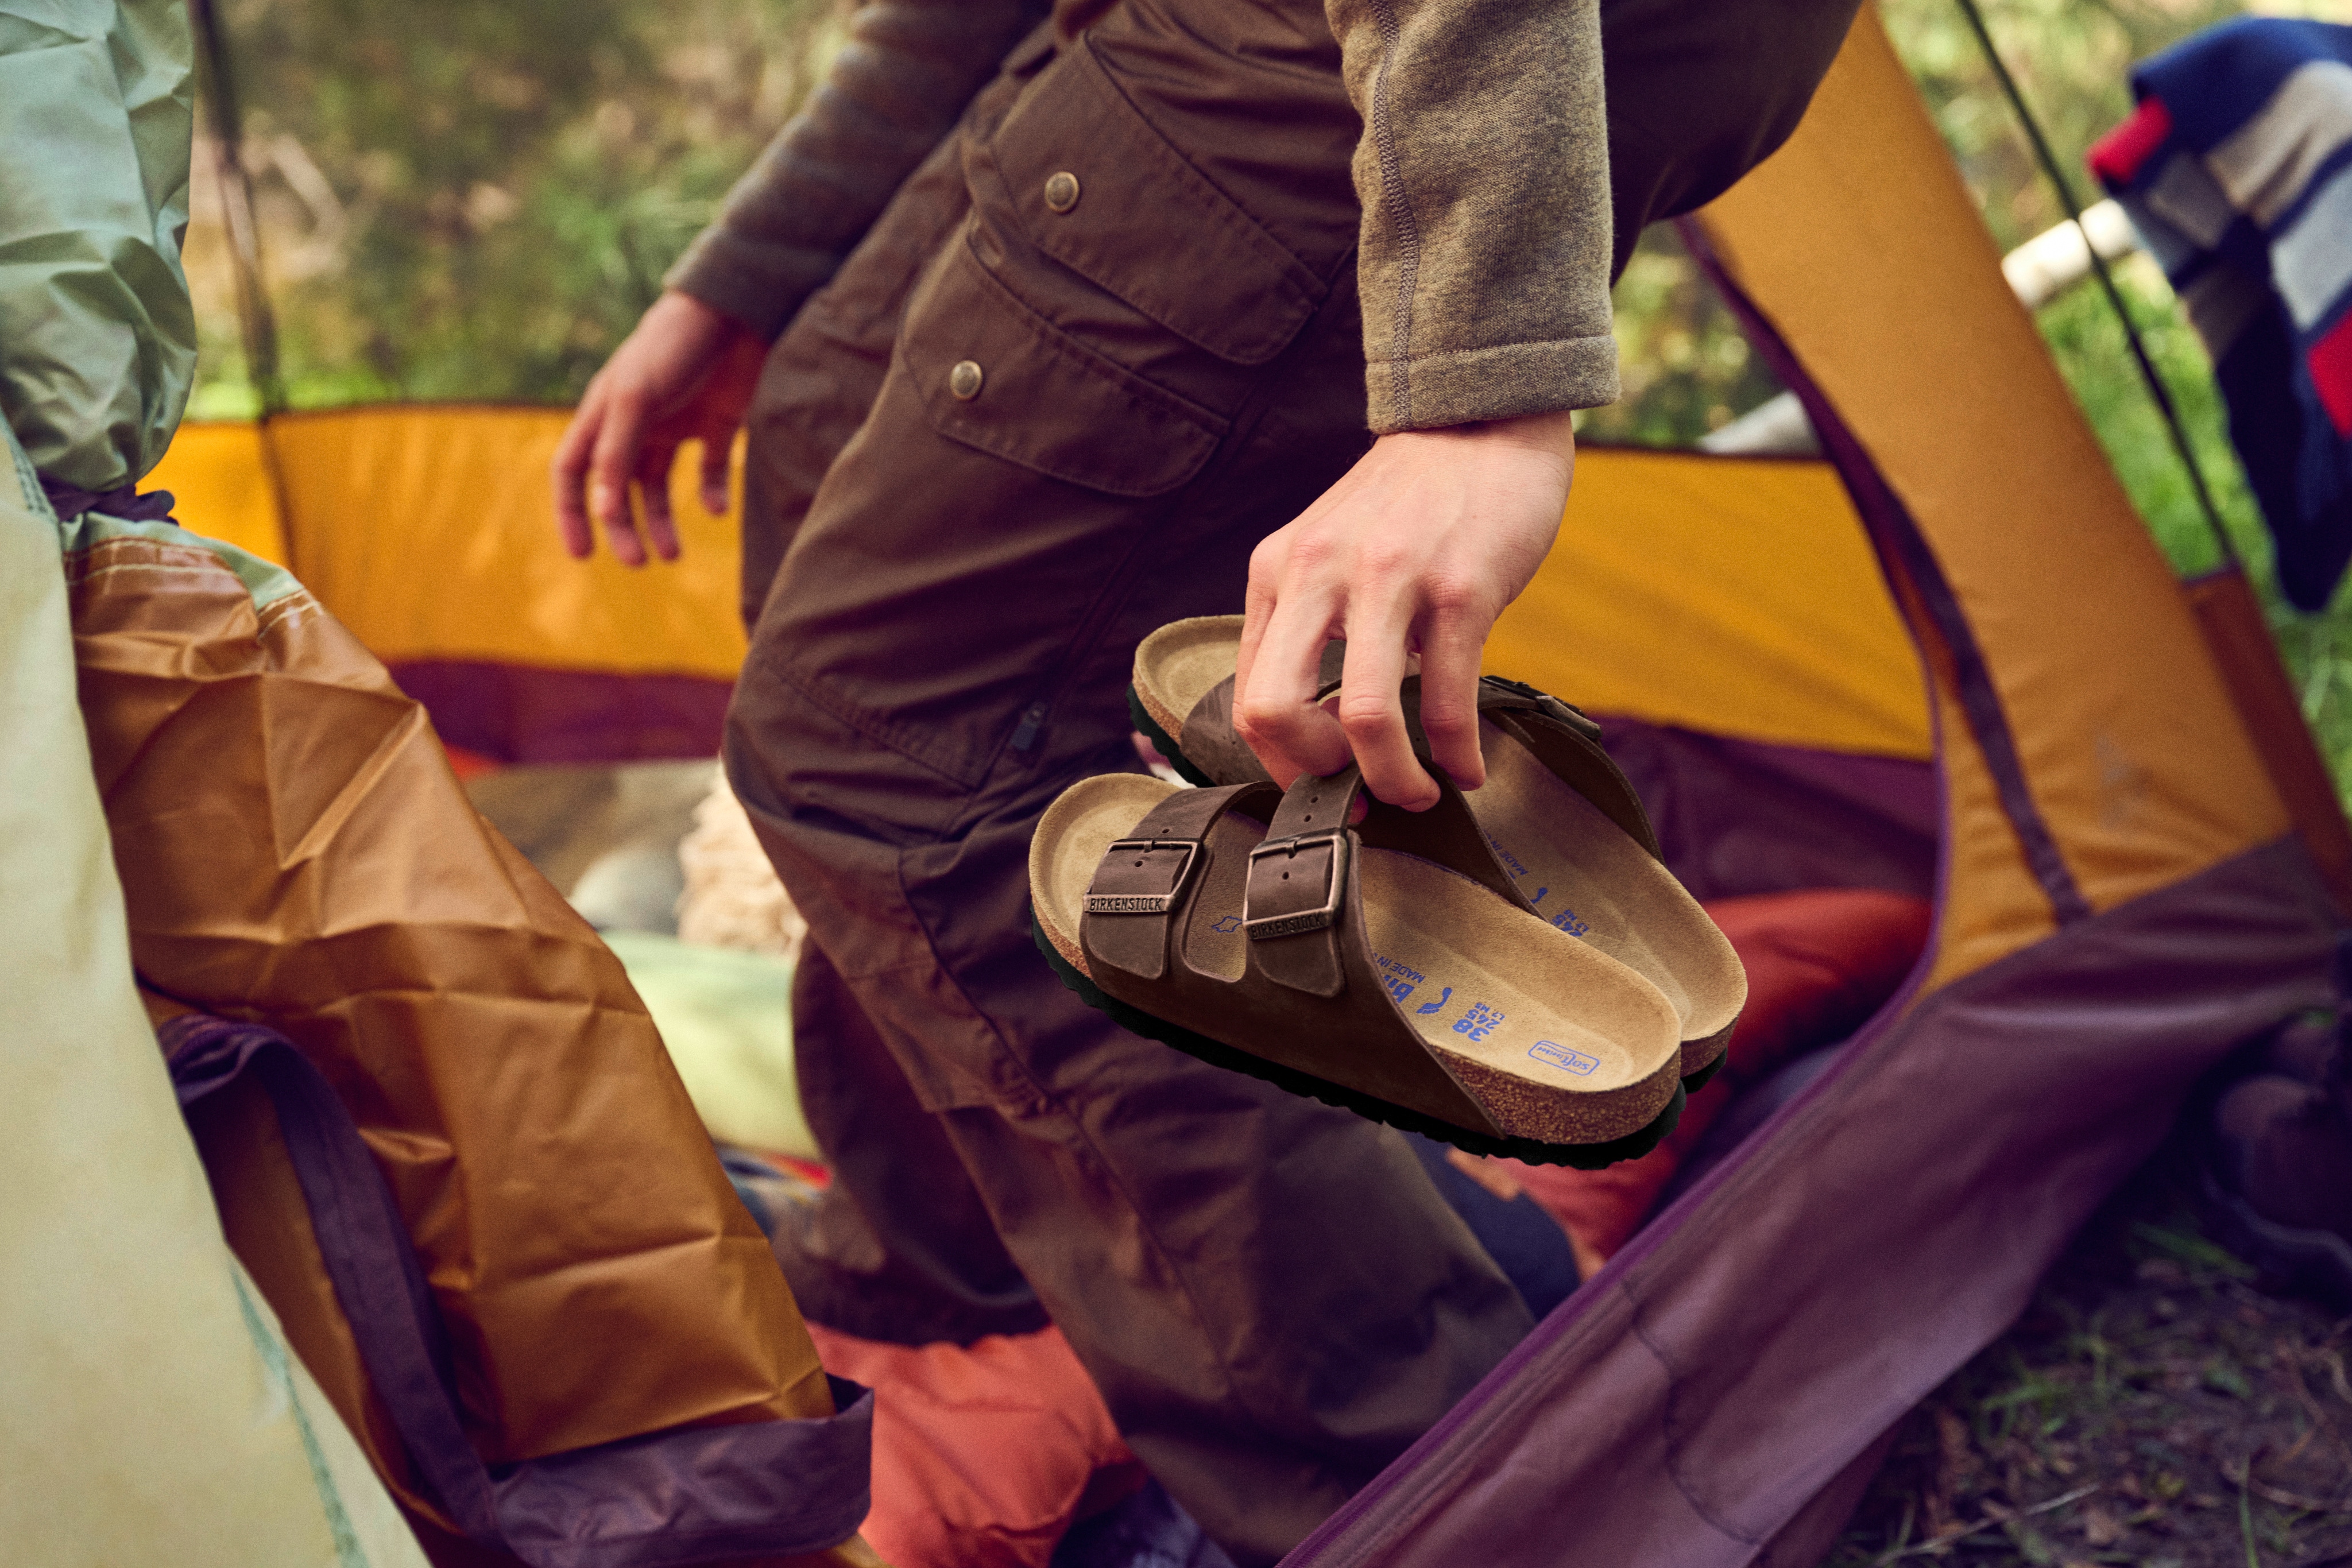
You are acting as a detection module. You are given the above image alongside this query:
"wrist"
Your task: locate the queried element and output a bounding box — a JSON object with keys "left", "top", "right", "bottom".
{"left": 1370, "top": 410, "right": 1576, "bottom": 488}
{"left": 1469, "top": 408, "right": 1577, "bottom": 459}
{"left": 655, "top": 288, "right": 758, "bottom": 349}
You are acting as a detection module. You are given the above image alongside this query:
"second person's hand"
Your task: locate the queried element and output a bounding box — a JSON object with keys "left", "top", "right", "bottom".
{"left": 550, "top": 289, "right": 767, "bottom": 567}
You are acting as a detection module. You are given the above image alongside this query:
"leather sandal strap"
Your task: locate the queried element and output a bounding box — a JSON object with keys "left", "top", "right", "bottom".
{"left": 1082, "top": 769, "right": 1507, "bottom": 1140}
{"left": 1241, "top": 771, "right": 1359, "bottom": 998}
{"left": 1241, "top": 764, "right": 1527, "bottom": 998}
{"left": 1319, "top": 672, "right": 1659, "bottom": 864}
{"left": 1179, "top": 642, "right": 1348, "bottom": 788}
{"left": 1177, "top": 679, "right": 1274, "bottom": 785}
{"left": 1472, "top": 680, "right": 1660, "bottom": 860}
{"left": 1082, "top": 783, "right": 1275, "bottom": 983}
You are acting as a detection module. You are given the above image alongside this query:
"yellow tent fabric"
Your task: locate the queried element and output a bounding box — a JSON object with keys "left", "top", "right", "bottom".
{"left": 153, "top": 415, "right": 1931, "bottom": 760}
{"left": 1489, "top": 446, "right": 1928, "bottom": 758}
{"left": 150, "top": 408, "right": 746, "bottom": 680}
{"left": 1696, "top": 10, "right": 2292, "bottom": 988}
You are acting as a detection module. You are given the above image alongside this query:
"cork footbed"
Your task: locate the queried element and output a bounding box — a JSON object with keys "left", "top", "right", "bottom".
{"left": 1476, "top": 725, "right": 1747, "bottom": 1049}
{"left": 1130, "top": 617, "right": 1248, "bottom": 745}
{"left": 1129, "top": 625, "right": 1745, "bottom": 1068}
{"left": 1031, "top": 773, "right": 1684, "bottom": 1145}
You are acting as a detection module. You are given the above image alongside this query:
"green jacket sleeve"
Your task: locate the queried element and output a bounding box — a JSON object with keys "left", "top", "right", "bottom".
{"left": 0, "top": 0, "right": 196, "bottom": 493}
{"left": 666, "top": 0, "right": 1048, "bottom": 340}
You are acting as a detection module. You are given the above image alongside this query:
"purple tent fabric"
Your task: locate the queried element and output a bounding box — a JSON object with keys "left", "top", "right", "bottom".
{"left": 1269, "top": 211, "right": 2345, "bottom": 1568}
{"left": 1284, "top": 839, "right": 2335, "bottom": 1566}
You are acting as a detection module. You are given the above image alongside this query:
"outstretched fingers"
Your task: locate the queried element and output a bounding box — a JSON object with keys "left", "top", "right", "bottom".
{"left": 550, "top": 382, "right": 606, "bottom": 559}
{"left": 634, "top": 439, "right": 683, "bottom": 563}
{"left": 587, "top": 384, "right": 654, "bottom": 567}
{"left": 697, "top": 433, "right": 733, "bottom": 520}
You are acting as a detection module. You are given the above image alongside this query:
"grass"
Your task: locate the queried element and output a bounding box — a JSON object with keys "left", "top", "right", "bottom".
{"left": 1824, "top": 1143, "right": 2352, "bottom": 1568}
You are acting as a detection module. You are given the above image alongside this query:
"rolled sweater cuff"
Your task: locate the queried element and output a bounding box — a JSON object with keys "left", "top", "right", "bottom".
{"left": 664, "top": 229, "right": 842, "bottom": 343}
{"left": 1364, "top": 332, "right": 1620, "bottom": 434}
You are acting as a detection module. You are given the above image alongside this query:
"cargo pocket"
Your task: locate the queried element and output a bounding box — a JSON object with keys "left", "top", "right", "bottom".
{"left": 900, "top": 239, "right": 1228, "bottom": 498}
{"left": 968, "top": 39, "right": 1329, "bottom": 368}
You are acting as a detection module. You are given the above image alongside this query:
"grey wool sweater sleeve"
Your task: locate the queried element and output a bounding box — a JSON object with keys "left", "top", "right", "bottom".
{"left": 1325, "top": 0, "right": 1619, "bottom": 430}
{"left": 665, "top": 0, "right": 1048, "bottom": 339}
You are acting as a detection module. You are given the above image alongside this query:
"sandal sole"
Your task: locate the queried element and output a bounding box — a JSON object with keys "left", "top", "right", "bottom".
{"left": 1031, "top": 909, "right": 1684, "bottom": 1169}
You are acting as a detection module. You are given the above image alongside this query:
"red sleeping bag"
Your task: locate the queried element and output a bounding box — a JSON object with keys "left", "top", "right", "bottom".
{"left": 802, "top": 1324, "right": 1145, "bottom": 1568}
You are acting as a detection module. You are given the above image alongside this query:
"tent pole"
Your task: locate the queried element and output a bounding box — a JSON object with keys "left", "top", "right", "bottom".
{"left": 184, "top": 0, "right": 299, "bottom": 572}
{"left": 186, "top": 0, "right": 284, "bottom": 419}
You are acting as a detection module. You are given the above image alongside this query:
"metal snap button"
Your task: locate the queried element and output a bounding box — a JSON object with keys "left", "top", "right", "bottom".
{"left": 949, "top": 359, "right": 984, "bottom": 400}
{"left": 1043, "top": 171, "right": 1081, "bottom": 214}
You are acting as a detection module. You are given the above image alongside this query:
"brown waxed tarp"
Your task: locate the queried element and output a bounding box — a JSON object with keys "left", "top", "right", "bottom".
{"left": 1279, "top": 13, "right": 2338, "bottom": 1567}
{"left": 65, "top": 513, "right": 883, "bottom": 1567}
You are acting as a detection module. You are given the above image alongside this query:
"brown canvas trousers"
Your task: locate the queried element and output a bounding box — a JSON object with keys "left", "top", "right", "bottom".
{"left": 723, "top": 1, "right": 1860, "bottom": 1559}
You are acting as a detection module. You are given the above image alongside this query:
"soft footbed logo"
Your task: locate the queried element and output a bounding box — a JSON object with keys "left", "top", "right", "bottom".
{"left": 1529, "top": 1040, "right": 1600, "bottom": 1077}
{"left": 1486, "top": 832, "right": 1591, "bottom": 938}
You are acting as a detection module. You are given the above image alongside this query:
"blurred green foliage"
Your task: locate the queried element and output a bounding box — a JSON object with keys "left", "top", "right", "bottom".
{"left": 187, "top": 0, "right": 843, "bottom": 413}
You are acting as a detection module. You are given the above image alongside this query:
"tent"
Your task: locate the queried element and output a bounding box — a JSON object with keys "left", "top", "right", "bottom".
{"left": 1286, "top": 16, "right": 2345, "bottom": 1565}
{"left": 136, "top": 7, "right": 2347, "bottom": 1565}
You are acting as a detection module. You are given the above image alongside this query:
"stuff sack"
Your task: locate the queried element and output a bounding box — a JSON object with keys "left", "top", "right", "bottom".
{"left": 64, "top": 505, "right": 879, "bottom": 1566}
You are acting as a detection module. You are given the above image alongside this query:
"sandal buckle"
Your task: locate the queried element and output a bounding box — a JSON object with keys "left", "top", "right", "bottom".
{"left": 1483, "top": 675, "right": 1603, "bottom": 740}
{"left": 1243, "top": 828, "right": 1349, "bottom": 940}
{"left": 1085, "top": 838, "right": 1201, "bottom": 915}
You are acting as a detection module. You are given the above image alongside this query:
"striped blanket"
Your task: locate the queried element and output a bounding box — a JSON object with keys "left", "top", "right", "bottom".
{"left": 2091, "top": 18, "right": 2352, "bottom": 611}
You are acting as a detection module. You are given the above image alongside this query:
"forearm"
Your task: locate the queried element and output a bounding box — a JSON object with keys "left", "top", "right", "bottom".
{"left": 667, "top": 0, "right": 1047, "bottom": 339}
{"left": 1323, "top": 0, "right": 1619, "bottom": 432}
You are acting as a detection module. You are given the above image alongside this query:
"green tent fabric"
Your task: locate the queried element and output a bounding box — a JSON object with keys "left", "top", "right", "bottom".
{"left": 0, "top": 0, "right": 196, "bottom": 492}
{"left": 606, "top": 931, "right": 819, "bottom": 1161}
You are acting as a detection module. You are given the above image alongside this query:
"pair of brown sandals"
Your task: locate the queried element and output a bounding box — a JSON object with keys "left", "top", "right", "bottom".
{"left": 1028, "top": 617, "right": 1747, "bottom": 1167}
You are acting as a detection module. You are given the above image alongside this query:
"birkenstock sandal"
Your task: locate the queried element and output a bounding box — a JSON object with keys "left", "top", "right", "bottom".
{"left": 1129, "top": 616, "right": 1745, "bottom": 1086}
{"left": 1027, "top": 765, "right": 1688, "bottom": 1166}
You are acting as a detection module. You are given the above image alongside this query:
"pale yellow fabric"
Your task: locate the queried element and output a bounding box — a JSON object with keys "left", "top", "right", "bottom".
{"left": 1699, "top": 13, "right": 2291, "bottom": 985}
{"left": 1490, "top": 446, "right": 1929, "bottom": 758}
{"left": 0, "top": 444, "right": 427, "bottom": 1568}
{"left": 607, "top": 931, "right": 821, "bottom": 1161}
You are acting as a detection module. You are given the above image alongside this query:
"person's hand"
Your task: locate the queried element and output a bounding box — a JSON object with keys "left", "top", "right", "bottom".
{"left": 551, "top": 290, "right": 767, "bottom": 566}
{"left": 1233, "top": 410, "right": 1575, "bottom": 810}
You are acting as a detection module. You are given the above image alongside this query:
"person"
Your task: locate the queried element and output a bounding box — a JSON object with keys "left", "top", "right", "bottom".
{"left": 552, "top": 1, "right": 1861, "bottom": 1558}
